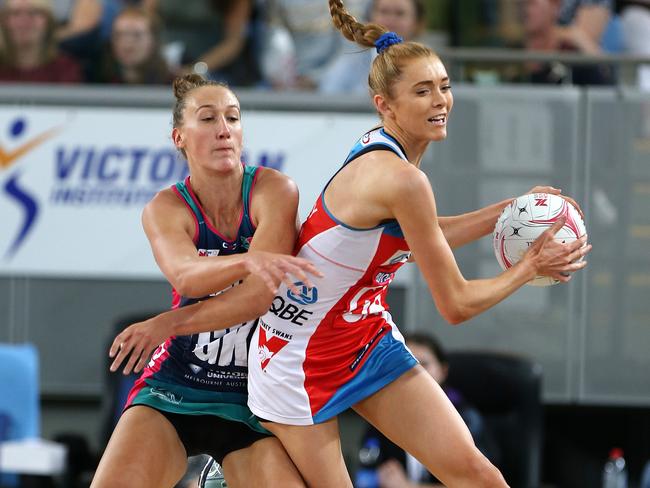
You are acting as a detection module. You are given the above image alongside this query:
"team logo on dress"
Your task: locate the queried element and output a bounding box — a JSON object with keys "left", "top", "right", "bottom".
{"left": 287, "top": 282, "right": 318, "bottom": 305}
{"left": 257, "top": 326, "right": 289, "bottom": 370}
{"left": 374, "top": 271, "right": 394, "bottom": 285}
{"left": 383, "top": 250, "right": 411, "bottom": 265}
{"left": 239, "top": 235, "right": 252, "bottom": 250}
{"left": 362, "top": 132, "right": 371, "bottom": 145}
{"left": 188, "top": 363, "right": 203, "bottom": 374}
{"left": 150, "top": 387, "right": 182, "bottom": 405}
{"left": 198, "top": 248, "right": 220, "bottom": 257}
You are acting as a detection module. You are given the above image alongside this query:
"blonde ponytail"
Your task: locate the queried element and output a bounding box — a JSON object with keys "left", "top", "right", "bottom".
{"left": 328, "top": 0, "right": 387, "bottom": 47}
{"left": 327, "top": 0, "right": 438, "bottom": 100}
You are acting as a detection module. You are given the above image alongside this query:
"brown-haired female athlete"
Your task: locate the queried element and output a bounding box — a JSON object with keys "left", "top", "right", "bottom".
{"left": 91, "top": 74, "right": 320, "bottom": 488}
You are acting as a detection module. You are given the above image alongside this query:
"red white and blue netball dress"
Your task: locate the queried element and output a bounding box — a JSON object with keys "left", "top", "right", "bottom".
{"left": 247, "top": 128, "right": 418, "bottom": 425}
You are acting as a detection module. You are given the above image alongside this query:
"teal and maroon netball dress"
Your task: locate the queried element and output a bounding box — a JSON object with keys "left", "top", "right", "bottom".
{"left": 126, "top": 165, "right": 267, "bottom": 435}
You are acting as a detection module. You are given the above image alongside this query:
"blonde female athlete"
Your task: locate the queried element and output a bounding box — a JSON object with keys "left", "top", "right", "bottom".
{"left": 110, "top": 4, "right": 591, "bottom": 486}
{"left": 91, "top": 74, "right": 318, "bottom": 488}
{"left": 242, "top": 2, "right": 590, "bottom": 487}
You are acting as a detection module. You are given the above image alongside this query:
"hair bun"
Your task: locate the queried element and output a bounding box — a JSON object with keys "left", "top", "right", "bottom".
{"left": 172, "top": 74, "right": 207, "bottom": 100}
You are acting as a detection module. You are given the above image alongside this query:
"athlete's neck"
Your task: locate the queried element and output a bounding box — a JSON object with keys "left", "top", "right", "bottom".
{"left": 187, "top": 165, "right": 244, "bottom": 237}
{"left": 381, "top": 124, "right": 429, "bottom": 168}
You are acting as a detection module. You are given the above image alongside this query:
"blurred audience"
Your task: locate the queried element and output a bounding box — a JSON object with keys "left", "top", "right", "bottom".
{"left": 54, "top": 0, "right": 102, "bottom": 44}
{"left": 144, "top": 0, "right": 260, "bottom": 86}
{"left": 54, "top": 0, "right": 104, "bottom": 78}
{"left": 620, "top": 0, "right": 650, "bottom": 91}
{"left": 520, "top": 0, "right": 614, "bottom": 84}
{"left": 556, "top": 0, "right": 612, "bottom": 51}
{"left": 97, "top": 0, "right": 147, "bottom": 41}
{"left": 94, "top": 6, "right": 171, "bottom": 84}
{"left": 356, "top": 332, "right": 500, "bottom": 488}
{"left": 262, "top": 0, "right": 368, "bottom": 90}
{"left": 620, "top": 0, "right": 650, "bottom": 138}
{"left": 0, "top": 0, "right": 82, "bottom": 83}
{"left": 450, "top": 0, "right": 518, "bottom": 48}
{"left": 0, "top": 0, "right": 643, "bottom": 91}
{"left": 319, "top": 0, "right": 426, "bottom": 94}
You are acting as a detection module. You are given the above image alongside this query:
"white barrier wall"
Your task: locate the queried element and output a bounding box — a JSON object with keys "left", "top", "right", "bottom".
{"left": 0, "top": 107, "right": 377, "bottom": 278}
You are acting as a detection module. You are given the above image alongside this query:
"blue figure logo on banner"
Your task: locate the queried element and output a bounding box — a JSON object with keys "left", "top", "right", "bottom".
{"left": 1, "top": 117, "right": 62, "bottom": 258}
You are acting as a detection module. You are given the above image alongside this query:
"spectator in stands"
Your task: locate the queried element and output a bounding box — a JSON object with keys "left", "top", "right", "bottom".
{"left": 556, "top": 0, "right": 612, "bottom": 51}
{"left": 95, "top": 6, "right": 171, "bottom": 84}
{"left": 319, "top": 0, "right": 426, "bottom": 94}
{"left": 620, "top": 1, "right": 650, "bottom": 90}
{"left": 356, "top": 332, "right": 500, "bottom": 488}
{"left": 144, "top": 0, "right": 260, "bottom": 87}
{"left": 521, "top": 0, "right": 613, "bottom": 85}
{"left": 95, "top": 0, "right": 147, "bottom": 41}
{"left": 263, "top": 0, "right": 367, "bottom": 90}
{"left": 53, "top": 0, "right": 104, "bottom": 78}
{"left": 54, "top": 0, "right": 102, "bottom": 43}
{"left": 0, "top": 0, "right": 83, "bottom": 83}
{"left": 620, "top": 0, "right": 650, "bottom": 137}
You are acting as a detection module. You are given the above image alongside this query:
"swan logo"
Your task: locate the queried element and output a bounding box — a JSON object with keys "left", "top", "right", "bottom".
{"left": 1, "top": 117, "right": 63, "bottom": 258}
{"left": 257, "top": 324, "right": 289, "bottom": 370}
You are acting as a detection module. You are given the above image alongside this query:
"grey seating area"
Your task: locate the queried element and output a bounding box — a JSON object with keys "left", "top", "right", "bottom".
{"left": 446, "top": 352, "right": 543, "bottom": 488}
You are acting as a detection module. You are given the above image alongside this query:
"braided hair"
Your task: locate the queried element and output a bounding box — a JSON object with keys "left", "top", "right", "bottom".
{"left": 328, "top": 0, "right": 437, "bottom": 99}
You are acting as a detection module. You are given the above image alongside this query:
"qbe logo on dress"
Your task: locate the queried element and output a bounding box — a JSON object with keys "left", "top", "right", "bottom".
{"left": 286, "top": 282, "right": 318, "bottom": 305}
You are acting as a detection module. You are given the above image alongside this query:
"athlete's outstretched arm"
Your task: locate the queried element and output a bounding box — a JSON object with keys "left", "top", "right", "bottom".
{"left": 437, "top": 199, "right": 511, "bottom": 249}
{"left": 383, "top": 165, "right": 590, "bottom": 324}
{"left": 110, "top": 171, "right": 315, "bottom": 374}
{"left": 143, "top": 175, "right": 318, "bottom": 298}
{"left": 437, "top": 186, "right": 583, "bottom": 249}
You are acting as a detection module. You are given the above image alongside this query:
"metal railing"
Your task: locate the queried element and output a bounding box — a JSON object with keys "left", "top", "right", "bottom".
{"left": 437, "top": 47, "right": 650, "bottom": 85}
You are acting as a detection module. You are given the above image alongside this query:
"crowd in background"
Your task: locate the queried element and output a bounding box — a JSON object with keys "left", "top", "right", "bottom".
{"left": 0, "top": 0, "right": 648, "bottom": 90}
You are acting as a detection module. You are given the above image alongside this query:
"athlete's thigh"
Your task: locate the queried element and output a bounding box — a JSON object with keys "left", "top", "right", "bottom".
{"left": 260, "top": 418, "right": 353, "bottom": 488}
{"left": 221, "top": 436, "right": 305, "bottom": 488}
{"left": 91, "top": 405, "right": 188, "bottom": 488}
{"left": 353, "top": 366, "right": 489, "bottom": 484}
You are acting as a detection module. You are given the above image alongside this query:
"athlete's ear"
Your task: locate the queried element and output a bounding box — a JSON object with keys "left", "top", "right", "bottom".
{"left": 373, "top": 94, "right": 394, "bottom": 121}
{"left": 172, "top": 127, "right": 184, "bottom": 149}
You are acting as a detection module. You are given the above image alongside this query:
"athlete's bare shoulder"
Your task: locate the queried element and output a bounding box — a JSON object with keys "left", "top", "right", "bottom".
{"left": 360, "top": 147, "right": 413, "bottom": 171}
{"left": 144, "top": 186, "right": 185, "bottom": 216}
{"left": 354, "top": 148, "right": 426, "bottom": 198}
{"left": 249, "top": 167, "right": 299, "bottom": 228}
{"left": 252, "top": 166, "right": 297, "bottom": 195}
{"left": 142, "top": 186, "right": 194, "bottom": 236}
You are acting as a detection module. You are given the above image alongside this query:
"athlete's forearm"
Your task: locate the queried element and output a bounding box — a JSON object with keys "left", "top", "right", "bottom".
{"left": 443, "top": 258, "right": 537, "bottom": 324}
{"left": 169, "top": 253, "right": 249, "bottom": 298}
{"left": 438, "top": 198, "right": 511, "bottom": 248}
{"left": 159, "top": 277, "right": 274, "bottom": 336}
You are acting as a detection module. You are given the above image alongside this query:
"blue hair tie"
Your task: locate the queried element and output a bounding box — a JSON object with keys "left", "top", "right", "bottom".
{"left": 375, "top": 32, "right": 403, "bottom": 54}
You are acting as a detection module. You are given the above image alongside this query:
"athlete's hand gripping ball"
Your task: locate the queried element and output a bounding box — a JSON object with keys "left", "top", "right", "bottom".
{"left": 525, "top": 185, "right": 584, "bottom": 219}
